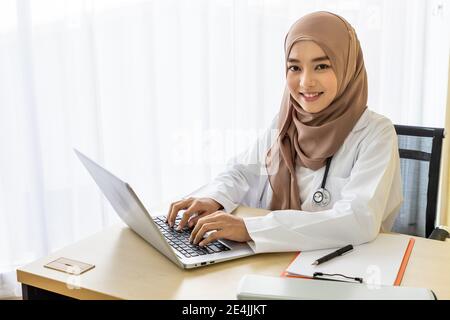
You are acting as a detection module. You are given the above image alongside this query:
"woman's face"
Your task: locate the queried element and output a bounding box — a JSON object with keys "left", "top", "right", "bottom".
{"left": 286, "top": 41, "right": 338, "bottom": 113}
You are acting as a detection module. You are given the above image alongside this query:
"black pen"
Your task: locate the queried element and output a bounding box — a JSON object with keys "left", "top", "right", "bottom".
{"left": 311, "top": 244, "right": 354, "bottom": 265}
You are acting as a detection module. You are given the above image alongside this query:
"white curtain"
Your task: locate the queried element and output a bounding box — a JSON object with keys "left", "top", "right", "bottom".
{"left": 1, "top": 0, "right": 448, "bottom": 298}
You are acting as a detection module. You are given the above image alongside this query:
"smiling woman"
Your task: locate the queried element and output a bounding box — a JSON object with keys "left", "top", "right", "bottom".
{"left": 286, "top": 41, "right": 338, "bottom": 113}
{"left": 167, "top": 11, "right": 403, "bottom": 253}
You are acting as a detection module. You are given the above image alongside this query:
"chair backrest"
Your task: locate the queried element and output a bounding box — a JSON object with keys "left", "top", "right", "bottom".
{"left": 392, "top": 125, "right": 444, "bottom": 238}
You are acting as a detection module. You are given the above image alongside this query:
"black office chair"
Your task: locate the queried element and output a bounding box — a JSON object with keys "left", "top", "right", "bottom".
{"left": 392, "top": 124, "right": 448, "bottom": 240}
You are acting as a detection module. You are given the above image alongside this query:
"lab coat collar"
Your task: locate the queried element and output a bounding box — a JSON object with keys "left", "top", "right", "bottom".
{"left": 351, "top": 108, "right": 370, "bottom": 133}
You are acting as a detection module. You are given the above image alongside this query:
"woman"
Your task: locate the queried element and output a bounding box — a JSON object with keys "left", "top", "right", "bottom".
{"left": 166, "top": 11, "right": 402, "bottom": 253}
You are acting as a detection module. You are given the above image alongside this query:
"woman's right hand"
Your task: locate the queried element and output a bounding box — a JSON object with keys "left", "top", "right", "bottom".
{"left": 166, "top": 197, "right": 224, "bottom": 230}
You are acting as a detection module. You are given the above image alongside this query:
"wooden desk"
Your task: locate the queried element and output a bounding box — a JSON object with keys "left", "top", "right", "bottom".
{"left": 16, "top": 207, "right": 450, "bottom": 299}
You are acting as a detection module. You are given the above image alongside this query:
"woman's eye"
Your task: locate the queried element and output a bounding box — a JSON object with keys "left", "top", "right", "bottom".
{"left": 288, "top": 66, "right": 300, "bottom": 72}
{"left": 316, "top": 64, "right": 330, "bottom": 71}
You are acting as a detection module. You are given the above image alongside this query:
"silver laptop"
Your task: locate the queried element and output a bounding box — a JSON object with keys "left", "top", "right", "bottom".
{"left": 74, "top": 149, "right": 255, "bottom": 269}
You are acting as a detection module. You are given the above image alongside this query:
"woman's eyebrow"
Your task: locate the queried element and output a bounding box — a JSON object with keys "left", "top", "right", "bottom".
{"left": 287, "top": 56, "right": 330, "bottom": 63}
{"left": 311, "top": 56, "right": 330, "bottom": 62}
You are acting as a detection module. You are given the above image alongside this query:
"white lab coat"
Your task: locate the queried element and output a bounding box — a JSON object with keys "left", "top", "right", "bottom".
{"left": 191, "top": 108, "right": 403, "bottom": 253}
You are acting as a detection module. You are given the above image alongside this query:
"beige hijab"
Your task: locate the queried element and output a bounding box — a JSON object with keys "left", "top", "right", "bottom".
{"left": 266, "top": 11, "right": 368, "bottom": 210}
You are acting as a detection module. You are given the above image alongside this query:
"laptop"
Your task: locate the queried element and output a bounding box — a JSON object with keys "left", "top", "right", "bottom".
{"left": 74, "top": 149, "right": 255, "bottom": 269}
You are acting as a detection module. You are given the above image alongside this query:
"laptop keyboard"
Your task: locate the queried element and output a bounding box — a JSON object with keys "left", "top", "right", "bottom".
{"left": 152, "top": 216, "right": 230, "bottom": 258}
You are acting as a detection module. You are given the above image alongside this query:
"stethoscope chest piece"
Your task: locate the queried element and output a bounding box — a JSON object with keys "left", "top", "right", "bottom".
{"left": 312, "top": 188, "right": 331, "bottom": 207}
{"left": 311, "top": 156, "right": 333, "bottom": 207}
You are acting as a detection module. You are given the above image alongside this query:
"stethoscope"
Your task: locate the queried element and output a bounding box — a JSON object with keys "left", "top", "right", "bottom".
{"left": 312, "top": 156, "right": 333, "bottom": 207}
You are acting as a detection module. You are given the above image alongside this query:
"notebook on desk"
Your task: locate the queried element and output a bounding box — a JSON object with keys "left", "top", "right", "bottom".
{"left": 282, "top": 233, "right": 415, "bottom": 286}
{"left": 237, "top": 274, "right": 435, "bottom": 300}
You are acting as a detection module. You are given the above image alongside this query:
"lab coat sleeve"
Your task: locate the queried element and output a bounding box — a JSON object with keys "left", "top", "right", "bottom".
{"left": 243, "top": 119, "right": 402, "bottom": 253}
{"left": 189, "top": 117, "right": 278, "bottom": 214}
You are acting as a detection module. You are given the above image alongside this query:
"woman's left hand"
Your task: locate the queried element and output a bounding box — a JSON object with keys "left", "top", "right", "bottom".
{"left": 189, "top": 211, "right": 252, "bottom": 246}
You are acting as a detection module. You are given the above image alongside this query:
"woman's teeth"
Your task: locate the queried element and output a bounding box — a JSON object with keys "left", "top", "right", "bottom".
{"left": 302, "top": 92, "right": 322, "bottom": 97}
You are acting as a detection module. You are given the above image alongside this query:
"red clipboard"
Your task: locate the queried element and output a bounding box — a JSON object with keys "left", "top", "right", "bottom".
{"left": 281, "top": 238, "right": 415, "bottom": 286}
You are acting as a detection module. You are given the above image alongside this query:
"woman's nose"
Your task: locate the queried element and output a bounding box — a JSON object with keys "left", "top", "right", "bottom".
{"left": 300, "top": 71, "right": 316, "bottom": 87}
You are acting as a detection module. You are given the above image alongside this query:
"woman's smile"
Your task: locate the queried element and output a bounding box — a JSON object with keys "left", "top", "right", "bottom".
{"left": 300, "top": 91, "right": 324, "bottom": 102}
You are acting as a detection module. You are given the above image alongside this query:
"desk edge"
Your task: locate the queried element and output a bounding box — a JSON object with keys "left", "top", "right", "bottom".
{"left": 16, "top": 269, "right": 121, "bottom": 300}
